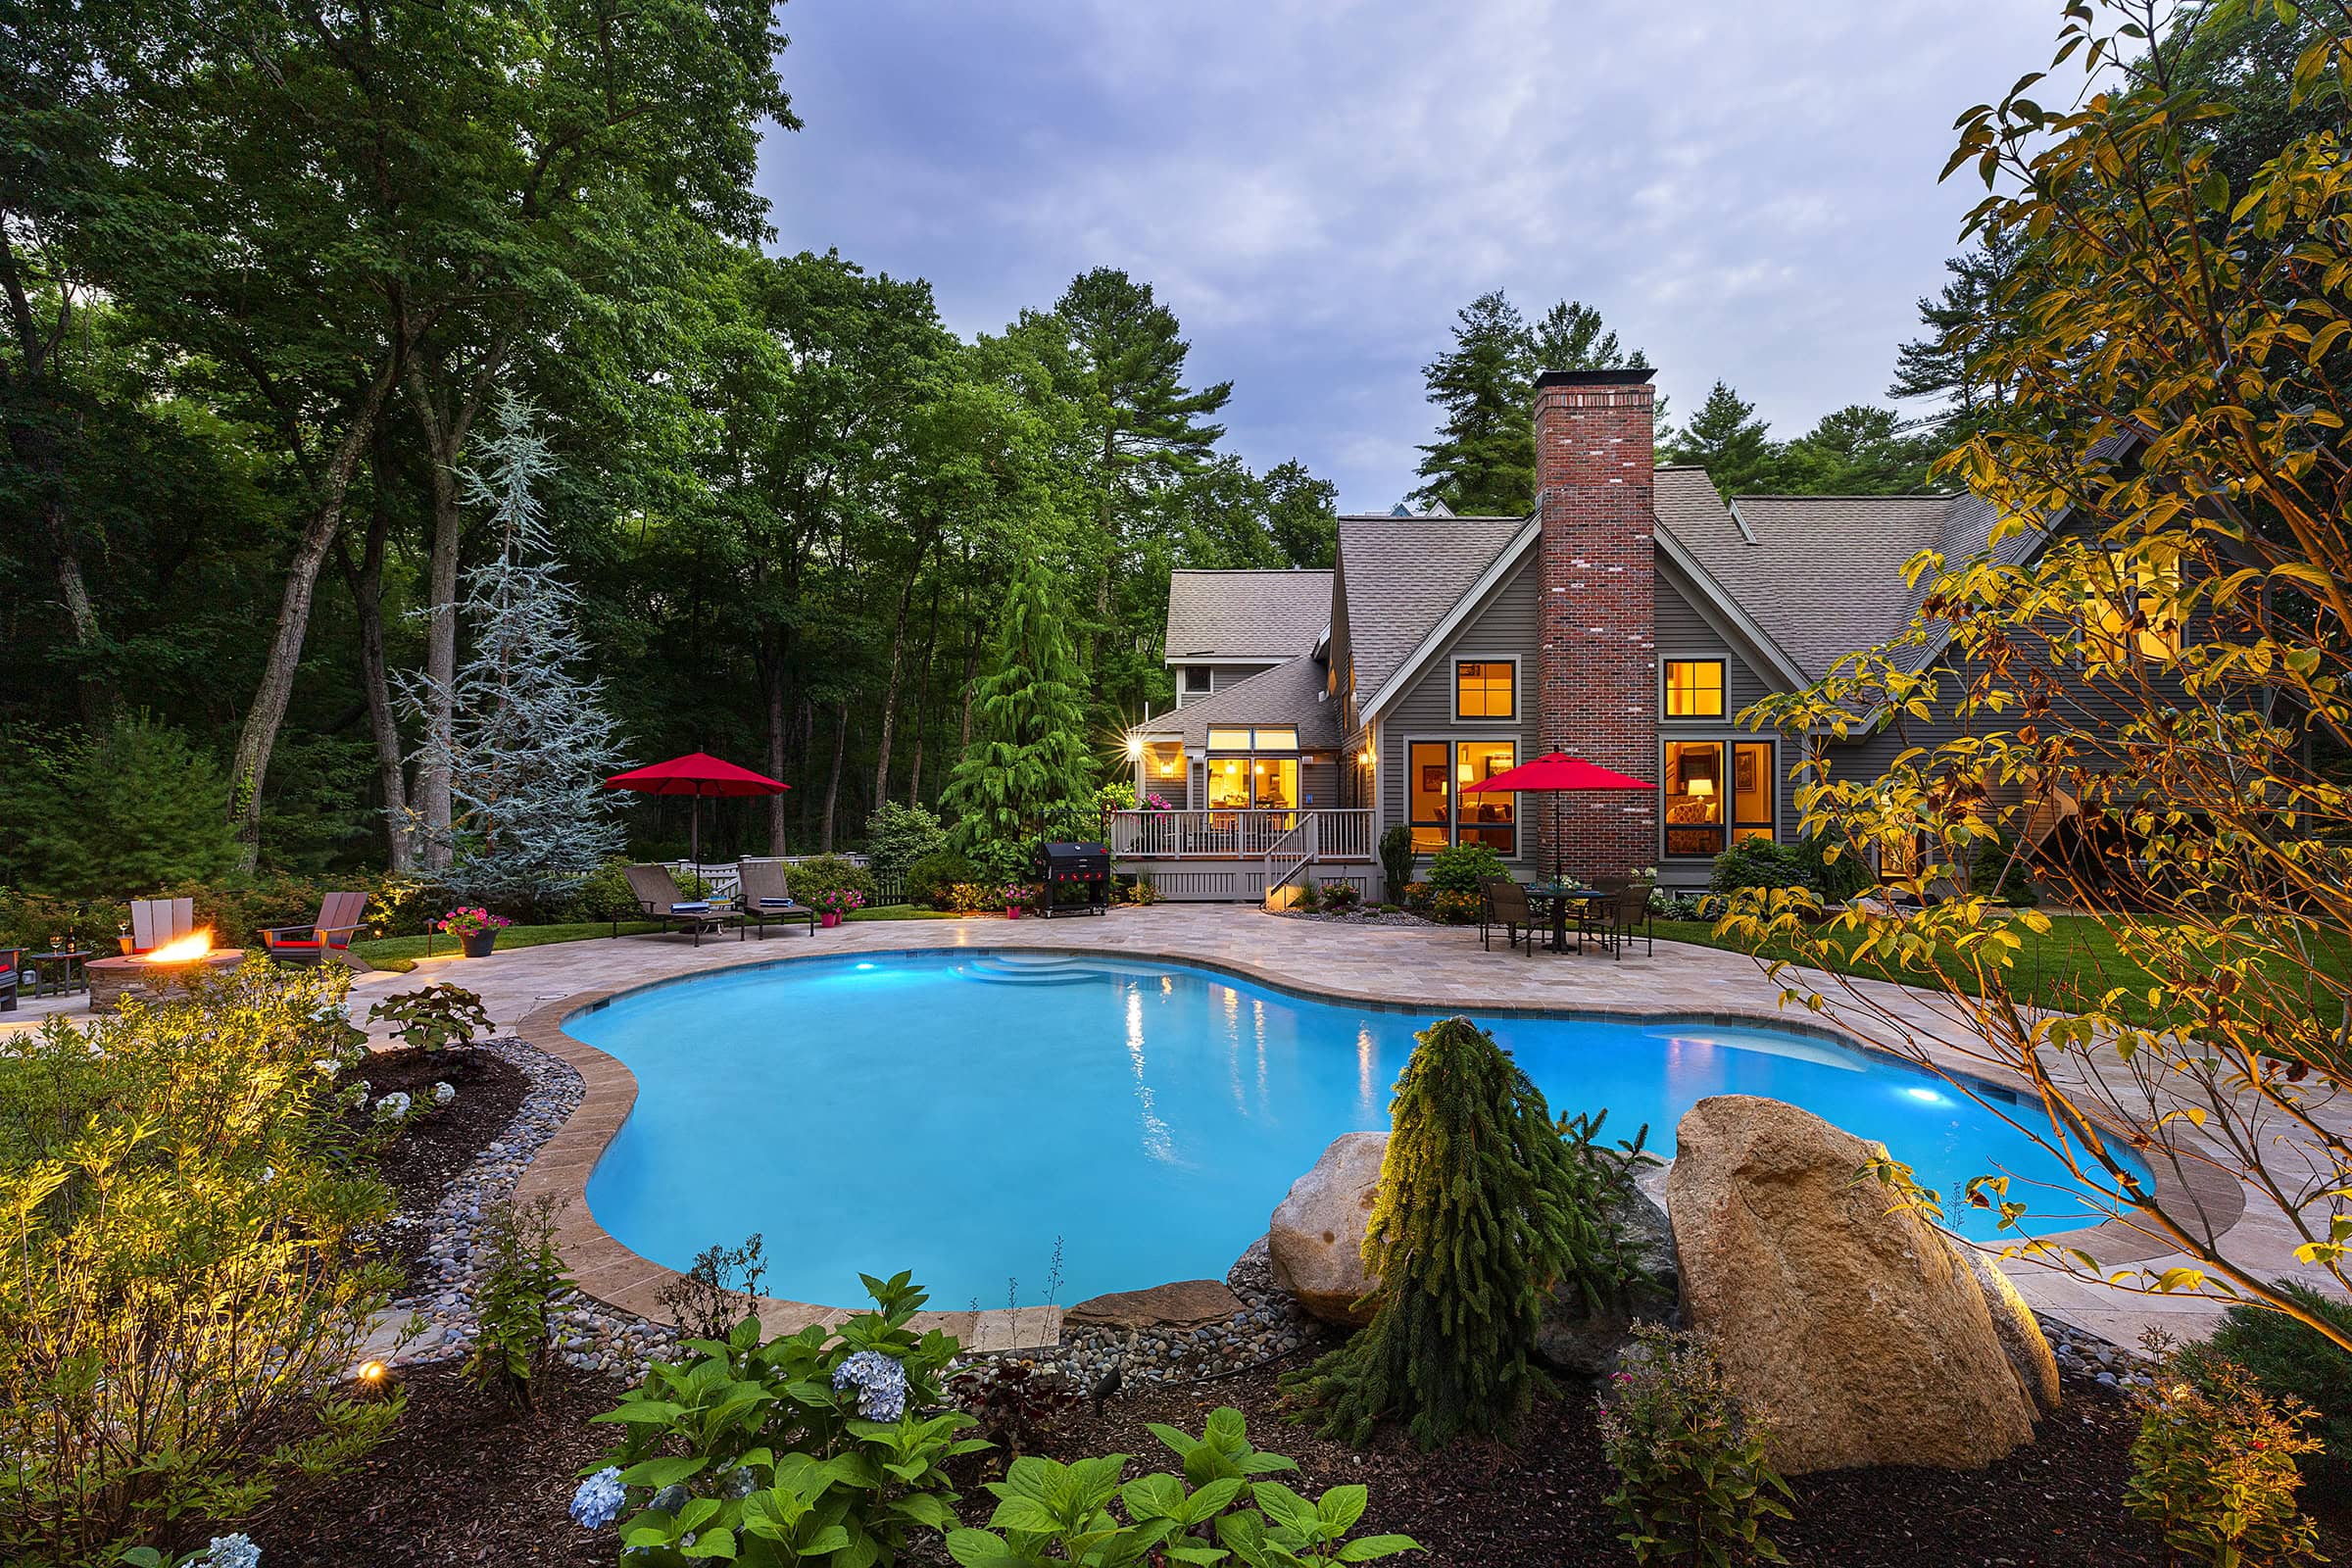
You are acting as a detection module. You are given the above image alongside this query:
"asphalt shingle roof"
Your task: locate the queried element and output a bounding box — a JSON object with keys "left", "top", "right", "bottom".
{"left": 1135, "top": 653, "right": 1342, "bottom": 750}
{"left": 1162, "top": 569, "right": 1332, "bottom": 662}
{"left": 1336, "top": 514, "right": 1530, "bottom": 700}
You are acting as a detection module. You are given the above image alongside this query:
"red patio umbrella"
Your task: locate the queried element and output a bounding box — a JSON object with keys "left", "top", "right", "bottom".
{"left": 603, "top": 752, "right": 789, "bottom": 867}
{"left": 1459, "top": 751, "right": 1656, "bottom": 882}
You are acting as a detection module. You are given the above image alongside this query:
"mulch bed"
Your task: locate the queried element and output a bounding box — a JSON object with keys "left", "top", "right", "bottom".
{"left": 254, "top": 1352, "right": 2351, "bottom": 1568}
{"left": 341, "top": 1046, "right": 527, "bottom": 1286}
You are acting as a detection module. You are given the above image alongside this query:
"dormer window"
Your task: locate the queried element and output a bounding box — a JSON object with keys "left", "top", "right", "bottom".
{"left": 1184, "top": 665, "right": 1212, "bottom": 693}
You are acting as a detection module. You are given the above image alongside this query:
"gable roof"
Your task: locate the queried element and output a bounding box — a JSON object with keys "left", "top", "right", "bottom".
{"left": 1163, "top": 569, "right": 1332, "bottom": 662}
{"left": 1134, "top": 653, "right": 1342, "bottom": 750}
{"left": 1336, "top": 514, "right": 1528, "bottom": 705}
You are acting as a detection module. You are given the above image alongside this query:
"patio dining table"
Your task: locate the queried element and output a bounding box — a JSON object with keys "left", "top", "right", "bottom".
{"left": 1524, "top": 883, "right": 1612, "bottom": 954}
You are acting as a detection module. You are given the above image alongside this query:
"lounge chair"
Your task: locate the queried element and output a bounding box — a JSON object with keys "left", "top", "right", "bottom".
{"left": 0, "top": 948, "right": 20, "bottom": 1012}
{"left": 1480, "top": 877, "right": 1538, "bottom": 955}
{"left": 127, "top": 896, "right": 196, "bottom": 955}
{"left": 620, "top": 863, "right": 733, "bottom": 947}
{"left": 261, "top": 891, "right": 368, "bottom": 965}
{"left": 736, "top": 858, "right": 817, "bottom": 940}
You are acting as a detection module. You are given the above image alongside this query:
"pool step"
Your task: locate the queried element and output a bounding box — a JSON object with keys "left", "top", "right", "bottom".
{"left": 959, "top": 954, "right": 1105, "bottom": 987}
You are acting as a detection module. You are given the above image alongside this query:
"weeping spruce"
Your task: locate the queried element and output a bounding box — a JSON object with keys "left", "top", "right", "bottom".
{"left": 1283, "top": 1015, "right": 1643, "bottom": 1449}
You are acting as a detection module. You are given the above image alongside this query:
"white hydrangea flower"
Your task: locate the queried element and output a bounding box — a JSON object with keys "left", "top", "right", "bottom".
{"left": 374, "top": 1091, "right": 413, "bottom": 1121}
{"left": 432, "top": 1081, "right": 456, "bottom": 1105}
{"left": 201, "top": 1535, "right": 262, "bottom": 1568}
{"left": 313, "top": 1058, "right": 340, "bottom": 1076}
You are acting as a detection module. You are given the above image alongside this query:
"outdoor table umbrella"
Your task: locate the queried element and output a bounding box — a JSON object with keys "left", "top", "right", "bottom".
{"left": 1458, "top": 751, "right": 1657, "bottom": 882}
{"left": 603, "top": 752, "right": 790, "bottom": 868}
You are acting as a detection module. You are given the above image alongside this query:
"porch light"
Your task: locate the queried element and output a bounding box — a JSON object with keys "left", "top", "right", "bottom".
{"left": 1125, "top": 734, "right": 1143, "bottom": 760}
{"left": 1359, "top": 748, "right": 1372, "bottom": 765}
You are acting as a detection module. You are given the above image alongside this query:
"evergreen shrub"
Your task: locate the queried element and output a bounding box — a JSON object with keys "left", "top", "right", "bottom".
{"left": 906, "top": 850, "right": 978, "bottom": 910}
{"left": 2205, "top": 1285, "right": 2352, "bottom": 1492}
{"left": 1281, "top": 1015, "right": 1647, "bottom": 1449}
{"left": 1425, "top": 842, "right": 1506, "bottom": 896}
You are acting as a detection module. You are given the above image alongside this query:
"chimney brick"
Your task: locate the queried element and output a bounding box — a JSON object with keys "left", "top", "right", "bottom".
{"left": 1535, "top": 369, "right": 1657, "bottom": 881}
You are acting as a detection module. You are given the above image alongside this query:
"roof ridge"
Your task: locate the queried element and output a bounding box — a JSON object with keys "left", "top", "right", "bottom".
{"left": 1733, "top": 490, "right": 1960, "bottom": 502}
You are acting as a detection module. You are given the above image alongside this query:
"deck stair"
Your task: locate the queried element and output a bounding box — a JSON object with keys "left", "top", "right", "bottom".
{"left": 1261, "top": 815, "right": 1321, "bottom": 911}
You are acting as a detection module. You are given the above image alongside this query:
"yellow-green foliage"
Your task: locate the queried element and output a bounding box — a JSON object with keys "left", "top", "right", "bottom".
{"left": 2126, "top": 1341, "right": 2324, "bottom": 1568}
{"left": 0, "top": 960, "right": 402, "bottom": 1566}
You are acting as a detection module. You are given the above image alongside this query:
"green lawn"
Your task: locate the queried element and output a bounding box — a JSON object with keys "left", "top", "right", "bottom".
{"left": 1651, "top": 912, "right": 2352, "bottom": 1025}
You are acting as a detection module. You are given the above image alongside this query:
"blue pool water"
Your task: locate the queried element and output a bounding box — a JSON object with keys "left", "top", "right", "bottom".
{"left": 571, "top": 951, "right": 2120, "bottom": 1309}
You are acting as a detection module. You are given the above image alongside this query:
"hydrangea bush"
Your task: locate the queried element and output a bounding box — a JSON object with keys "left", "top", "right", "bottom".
{"left": 583, "top": 1272, "right": 980, "bottom": 1566}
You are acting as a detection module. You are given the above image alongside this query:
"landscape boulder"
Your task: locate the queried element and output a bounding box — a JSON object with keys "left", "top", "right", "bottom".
{"left": 1954, "top": 1244, "right": 2063, "bottom": 1417}
{"left": 1668, "top": 1095, "right": 2040, "bottom": 1474}
{"left": 1535, "top": 1158, "right": 1681, "bottom": 1375}
{"left": 1268, "top": 1131, "right": 1388, "bottom": 1325}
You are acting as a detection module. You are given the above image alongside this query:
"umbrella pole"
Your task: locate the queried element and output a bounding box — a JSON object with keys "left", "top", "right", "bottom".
{"left": 690, "top": 789, "right": 701, "bottom": 872}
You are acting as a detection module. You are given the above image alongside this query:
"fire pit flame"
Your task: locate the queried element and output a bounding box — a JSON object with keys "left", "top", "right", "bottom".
{"left": 139, "top": 929, "right": 217, "bottom": 964}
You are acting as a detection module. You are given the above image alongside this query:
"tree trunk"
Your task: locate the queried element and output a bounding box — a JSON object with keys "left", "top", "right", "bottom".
{"left": 2, "top": 238, "right": 105, "bottom": 719}
{"left": 820, "top": 702, "right": 849, "bottom": 852}
{"left": 868, "top": 534, "right": 934, "bottom": 810}
{"left": 406, "top": 360, "right": 489, "bottom": 871}
{"left": 906, "top": 576, "right": 942, "bottom": 806}
{"left": 226, "top": 364, "right": 399, "bottom": 870}
{"left": 762, "top": 629, "right": 789, "bottom": 853}
{"left": 340, "top": 474, "right": 416, "bottom": 871}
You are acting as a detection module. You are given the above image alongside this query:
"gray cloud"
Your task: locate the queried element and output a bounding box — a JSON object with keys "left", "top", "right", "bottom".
{"left": 760, "top": 0, "right": 2057, "bottom": 510}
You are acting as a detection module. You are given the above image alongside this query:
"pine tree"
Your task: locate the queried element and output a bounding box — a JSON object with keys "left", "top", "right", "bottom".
{"left": 1779, "top": 404, "right": 1936, "bottom": 494}
{"left": 1283, "top": 1016, "right": 1644, "bottom": 1450}
{"left": 1411, "top": 290, "right": 1535, "bottom": 515}
{"left": 1529, "top": 299, "right": 1650, "bottom": 375}
{"left": 1263, "top": 459, "right": 1339, "bottom": 568}
{"left": 1888, "top": 238, "right": 2028, "bottom": 445}
{"left": 941, "top": 564, "right": 1095, "bottom": 874}
{"left": 404, "top": 393, "right": 626, "bottom": 906}
{"left": 1663, "top": 381, "right": 1785, "bottom": 499}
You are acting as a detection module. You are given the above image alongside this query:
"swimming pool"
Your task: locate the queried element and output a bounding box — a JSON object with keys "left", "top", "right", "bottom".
{"left": 569, "top": 950, "right": 2118, "bottom": 1310}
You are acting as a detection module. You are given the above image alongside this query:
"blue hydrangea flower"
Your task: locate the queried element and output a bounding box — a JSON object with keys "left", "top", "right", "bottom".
{"left": 648, "top": 1483, "right": 689, "bottom": 1516}
{"left": 202, "top": 1535, "right": 262, "bottom": 1568}
{"left": 719, "top": 1464, "right": 760, "bottom": 1499}
{"left": 570, "top": 1466, "right": 627, "bottom": 1530}
{"left": 832, "top": 1349, "right": 908, "bottom": 1421}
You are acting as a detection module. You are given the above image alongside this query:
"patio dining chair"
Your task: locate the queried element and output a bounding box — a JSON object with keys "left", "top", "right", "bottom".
{"left": 261, "top": 891, "right": 369, "bottom": 965}
{"left": 620, "top": 863, "right": 733, "bottom": 947}
{"left": 1603, "top": 878, "right": 1656, "bottom": 960}
{"left": 0, "top": 947, "right": 20, "bottom": 1011}
{"left": 1480, "top": 877, "right": 1538, "bottom": 955}
{"left": 736, "top": 858, "right": 817, "bottom": 940}
{"left": 127, "top": 896, "right": 196, "bottom": 955}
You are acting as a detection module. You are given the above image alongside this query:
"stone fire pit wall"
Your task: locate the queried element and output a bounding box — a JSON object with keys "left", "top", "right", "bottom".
{"left": 85, "top": 950, "right": 246, "bottom": 1014}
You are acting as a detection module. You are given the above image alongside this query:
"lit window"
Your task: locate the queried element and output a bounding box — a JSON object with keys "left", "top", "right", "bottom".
{"left": 1664, "top": 661, "right": 1726, "bottom": 718}
{"left": 1206, "top": 728, "right": 1253, "bottom": 751}
{"left": 1251, "top": 727, "right": 1298, "bottom": 752}
{"left": 1408, "top": 740, "right": 1516, "bottom": 857}
{"left": 1664, "top": 740, "right": 1774, "bottom": 856}
{"left": 1454, "top": 661, "right": 1515, "bottom": 719}
{"left": 2087, "top": 551, "right": 2182, "bottom": 663}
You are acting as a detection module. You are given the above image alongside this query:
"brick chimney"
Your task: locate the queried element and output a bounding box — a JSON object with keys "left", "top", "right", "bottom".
{"left": 1534, "top": 368, "right": 1658, "bottom": 881}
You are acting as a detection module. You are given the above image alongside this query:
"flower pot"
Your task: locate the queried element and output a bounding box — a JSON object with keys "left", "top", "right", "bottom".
{"left": 459, "top": 930, "right": 497, "bottom": 958}
{"left": 819, "top": 911, "right": 841, "bottom": 929}
{"left": 1005, "top": 906, "right": 1023, "bottom": 920}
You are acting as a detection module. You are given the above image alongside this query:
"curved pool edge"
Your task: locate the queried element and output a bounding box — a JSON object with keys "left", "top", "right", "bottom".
{"left": 512, "top": 934, "right": 2239, "bottom": 1342}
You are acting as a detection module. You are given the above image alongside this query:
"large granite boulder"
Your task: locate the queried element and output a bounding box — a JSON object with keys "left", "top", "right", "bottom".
{"left": 1536, "top": 1159, "right": 1681, "bottom": 1375}
{"left": 1268, "top": 1131, "right": 1388, "bottom": 1325}
{"left": 1669, "top": 1095, "right": 2039, "bottom": 1474}
{"left": 1954, "top": 1244, "right": 2063, "bottom": 1417}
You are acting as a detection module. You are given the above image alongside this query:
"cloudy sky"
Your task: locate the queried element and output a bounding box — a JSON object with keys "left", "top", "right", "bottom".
{"left": 758, "top": 0, "right": 2059, "bottom": 513}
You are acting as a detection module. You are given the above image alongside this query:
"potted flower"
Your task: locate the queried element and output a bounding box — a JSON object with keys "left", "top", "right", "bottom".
{"left": 437, "top": 906, "right": 511, "bottom": 957}
{"left": 1002, "top": 882, "right": 1034, "bottom": 919}
{"left": 814, "top": 888, "right": 863, "bottom": 928}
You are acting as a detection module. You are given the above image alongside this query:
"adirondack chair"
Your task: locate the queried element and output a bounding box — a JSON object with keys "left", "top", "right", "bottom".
{"left": 126, "top": 897, "right": 196, "bottom": 955}
{"left": 260, "top": 891, "right": 368, "bottom": 964}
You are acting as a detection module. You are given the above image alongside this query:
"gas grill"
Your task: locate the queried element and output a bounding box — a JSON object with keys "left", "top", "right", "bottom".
{"left": 1038, "top": 841, "right": 1110, "bottom": 917}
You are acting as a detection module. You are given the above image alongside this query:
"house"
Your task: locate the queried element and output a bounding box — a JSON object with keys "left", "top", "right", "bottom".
{"left": 1117, "top": 367, "right": 2070, "bottom": 902}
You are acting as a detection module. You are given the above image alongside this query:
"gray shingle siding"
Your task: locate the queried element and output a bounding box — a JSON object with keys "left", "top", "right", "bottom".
{"left": 1373, "top": 555, "right": 1543, "bottom": 867}
{"left": 1654, "top": 564, "right": 1797, "bottom": 882}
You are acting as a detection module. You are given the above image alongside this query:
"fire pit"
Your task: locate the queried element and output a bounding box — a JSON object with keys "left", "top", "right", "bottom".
{"left": 86, "top": 931, "right": 246, "bottom": 1014}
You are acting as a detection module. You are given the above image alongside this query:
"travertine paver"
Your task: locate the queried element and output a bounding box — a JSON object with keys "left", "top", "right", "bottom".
{"left": 22, "top": 906, "right": 2341, "bottom": 1347}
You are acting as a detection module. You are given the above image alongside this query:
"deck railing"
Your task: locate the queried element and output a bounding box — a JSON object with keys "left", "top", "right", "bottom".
{"left": 1106, "top": 808, "right": 1376, "bottom": 860}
